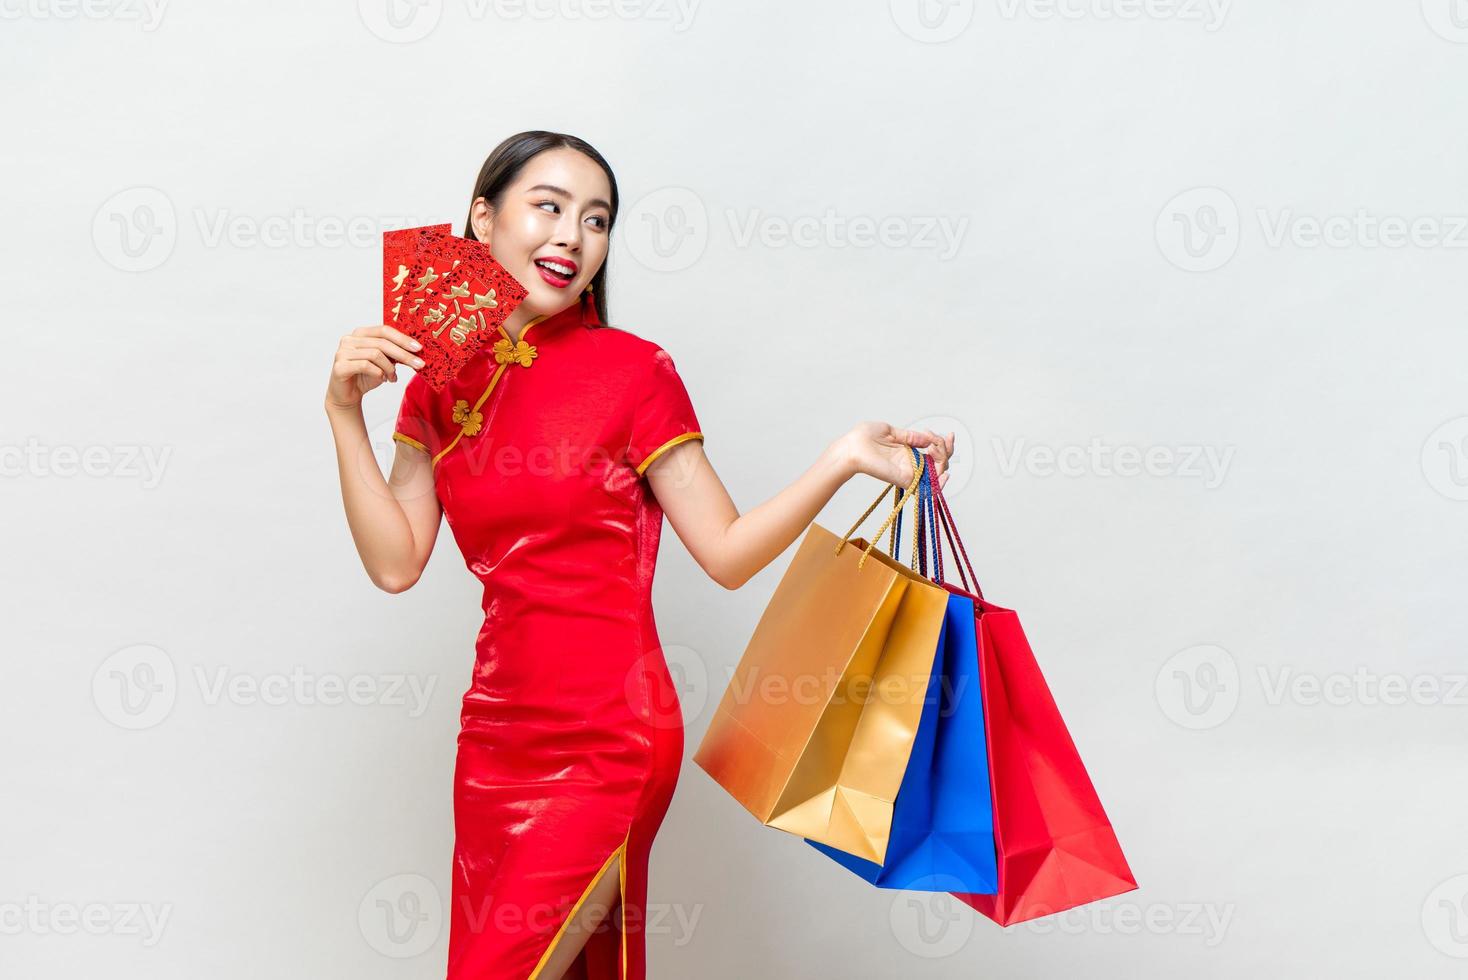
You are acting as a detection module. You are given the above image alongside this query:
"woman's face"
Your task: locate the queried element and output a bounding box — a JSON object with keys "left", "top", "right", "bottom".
{"left": 470, "top": 147, "right": 612, "bottom": 318}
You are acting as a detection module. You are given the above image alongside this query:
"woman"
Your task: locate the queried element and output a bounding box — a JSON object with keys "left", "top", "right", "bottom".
{"left": 323, "top": 130, "right": 955, "bottom": 979}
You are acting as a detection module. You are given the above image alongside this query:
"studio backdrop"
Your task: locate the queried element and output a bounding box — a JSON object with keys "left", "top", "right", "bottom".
{"left": 4, "top": 3, "right": 1467, "bottom": 978}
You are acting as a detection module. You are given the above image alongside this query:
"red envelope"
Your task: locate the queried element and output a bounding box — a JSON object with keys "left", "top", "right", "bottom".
{"left": 383, "top": 223, "right": 449, "bottom": 325}
{"left": 382, "top": 225, "right": 529, "bottom": 391}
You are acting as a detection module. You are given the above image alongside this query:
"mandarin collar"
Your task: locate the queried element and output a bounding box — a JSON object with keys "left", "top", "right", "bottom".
{"left": 499, "top": 290, "right": 598, "bottom": 346}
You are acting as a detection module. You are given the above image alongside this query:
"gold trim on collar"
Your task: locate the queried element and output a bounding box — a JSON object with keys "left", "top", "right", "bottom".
{"left": 636, "top": 431, "right": 704, "bottom": 476}
{"left": 497, "top": 311, "right": 550, "bottom": 347}
{"left": 431, "top": 312, "right": 557, "bottom": 469}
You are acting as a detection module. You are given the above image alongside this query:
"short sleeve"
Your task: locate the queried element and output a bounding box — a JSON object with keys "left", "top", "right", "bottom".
{"left": 626, "top": 347, "right": 704, "bottom": 476}
{"left": 391, "top": 371, "right": 440, "bottom": 458}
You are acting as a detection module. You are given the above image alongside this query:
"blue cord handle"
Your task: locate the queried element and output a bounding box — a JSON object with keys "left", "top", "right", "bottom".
{"left": 891, "top": 446, "right": 944, "bottom": 583}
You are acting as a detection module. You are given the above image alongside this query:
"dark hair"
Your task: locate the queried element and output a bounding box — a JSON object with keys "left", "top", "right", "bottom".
{"left": 463, "top": 131, "right": 618, "bottom": 327}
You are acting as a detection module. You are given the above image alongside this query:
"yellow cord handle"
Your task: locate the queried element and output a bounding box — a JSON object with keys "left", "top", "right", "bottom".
{"left": 835, "top": 451, "right": 927, "bottom": 570}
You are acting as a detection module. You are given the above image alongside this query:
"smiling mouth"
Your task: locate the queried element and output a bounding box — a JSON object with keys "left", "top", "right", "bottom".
{"left": 533, "top": 257, "right": 577, "bottom": 288}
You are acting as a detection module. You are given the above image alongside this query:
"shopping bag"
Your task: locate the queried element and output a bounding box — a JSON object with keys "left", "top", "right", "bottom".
{"left": 693, "top": 454, "right": 950, "bottom": 864}
{"left": 921, "top": 479, "right": 1137, "bottom": 925}
{"left": 805, "top": 448, "right": 998, "bottom": 893}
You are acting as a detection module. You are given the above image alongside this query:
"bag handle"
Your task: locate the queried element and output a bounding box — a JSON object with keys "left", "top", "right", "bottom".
{"left": 881, "top": 448, "right": 939, "bottom": 577}
{"left": 923, "top": 450, "right": 941, "bottom": 580}
{"left": 836, "top": 450, "right": 928, "bottom": 571}
{"left": 874, "top": 448, "right": 945, "bottom": 586}
{"left": 895, "top": 446, "right": 940, "bottom": 581}
{"left": 895, "top": 444, "right": 981, "bottom": 596}
{"left": 920, "top": 448, "right": 944, "bottom": 584}
{"left": 895, "top": 445, "right": 965, "bottom": 591}
{"left": 890, "top": 448, "right": 926, "bottom": 575}
{"left": 929, "top": 472, "right": 982, "bottom": 598}
{"left": 935, "top": 497, "right": 970, "bottom": 593}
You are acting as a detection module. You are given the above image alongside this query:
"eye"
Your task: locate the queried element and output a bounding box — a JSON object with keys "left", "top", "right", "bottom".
{"left": 536, "top": 200, "right": 559, "bottom": 214}
{"left": 586, "top": 214, "right": 608, "bottom": 231}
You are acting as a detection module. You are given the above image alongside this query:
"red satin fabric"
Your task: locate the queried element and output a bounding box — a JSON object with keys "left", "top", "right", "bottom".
{"left": 393, "top": 293, "right": 702, "bottom": 978}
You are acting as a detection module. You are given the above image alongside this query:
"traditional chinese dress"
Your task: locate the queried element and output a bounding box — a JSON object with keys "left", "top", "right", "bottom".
{"left": 392, "top": 290, "right": 703, "bottom": 978}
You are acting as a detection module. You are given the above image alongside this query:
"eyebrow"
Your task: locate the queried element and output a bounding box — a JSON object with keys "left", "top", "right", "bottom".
{"left": 525, "top": 183, "right": 612, "bottom": 213}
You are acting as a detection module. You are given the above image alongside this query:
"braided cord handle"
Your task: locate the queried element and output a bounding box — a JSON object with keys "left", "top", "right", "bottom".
{"left": 929, "top": 472, "right": 981, "bottom": 598}
{"left": 901, "top": 445, "right": 949, "bottom": 586}
{"left": 890, "top": 447, "right": 942, "bottom": 576}
{"left": 921, "top": 449, "right": 944, "bottom": 584}
{"left": 836, "top": 450, "right": 928, "bottom": 570}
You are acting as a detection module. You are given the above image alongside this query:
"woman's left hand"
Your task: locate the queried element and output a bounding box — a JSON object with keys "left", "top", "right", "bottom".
{"left": 837, "top": 421, "right": 955, "bottom": 490}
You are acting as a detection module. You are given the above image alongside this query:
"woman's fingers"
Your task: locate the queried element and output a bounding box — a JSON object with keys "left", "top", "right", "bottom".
{"left": 354, "top": 335, "right": 425, "bottom": 368}
{"left": 353, "top": 323, "right": 423, "bottom": 351}
{"left": 378, "top": 324, "right": 423, "bottom": 352}
{"left": 880, "top": 424, "right": 960, "bottom": 486}
{"left": 921, "top": 429, "right": 948, "bottom": 477}
{"left": 896, "top": 427, "right": 939, "bottom": 452}
{"left": 340, "top": 357, "right": 387, "bottom": 386}
{"left": 887, "top": 427, "right": 946, "bottom": 481}
{"left": 346, "top": 345, "right": 398, "bottom": 382}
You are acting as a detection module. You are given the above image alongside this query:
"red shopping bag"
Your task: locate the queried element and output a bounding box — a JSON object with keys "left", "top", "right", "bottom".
{"left": 928, "top": 481, "right": 1137, "bottom": 925}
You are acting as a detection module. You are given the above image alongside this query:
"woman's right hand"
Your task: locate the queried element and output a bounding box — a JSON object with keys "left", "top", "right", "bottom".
{"left": 325, "top": 325, "right": 426, "bottom": 412}
{"left": 838, "top": 421, "right": 955, "bottom": 491}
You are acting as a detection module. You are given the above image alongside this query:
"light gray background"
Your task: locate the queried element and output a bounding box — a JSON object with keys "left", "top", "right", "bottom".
{"left": 5, "top": 1, "right": 1467, "bottom": 977}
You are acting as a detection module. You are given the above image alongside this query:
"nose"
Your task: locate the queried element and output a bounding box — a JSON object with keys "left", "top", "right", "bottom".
{"left": 553, "top": 210, "right": 582, "bottom": 252}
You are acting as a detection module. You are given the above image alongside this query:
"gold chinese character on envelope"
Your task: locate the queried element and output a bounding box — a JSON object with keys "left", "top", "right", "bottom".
{"left": 382, "top": 224, "right": 529, "bottom": 391}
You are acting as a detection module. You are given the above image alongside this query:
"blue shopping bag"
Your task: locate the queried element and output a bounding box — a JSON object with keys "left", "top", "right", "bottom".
{"left": 805, "top": 449, "right": 998, "bottom": 893}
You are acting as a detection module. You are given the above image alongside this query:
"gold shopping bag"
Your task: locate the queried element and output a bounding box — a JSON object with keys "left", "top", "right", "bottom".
{"left": 693, "top": 455, "right": 949, "bottom": 864}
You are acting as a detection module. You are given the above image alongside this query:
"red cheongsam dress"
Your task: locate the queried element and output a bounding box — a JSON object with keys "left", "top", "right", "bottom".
{"left": 391, "top": 291, "right": 703, "bottom": 979}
